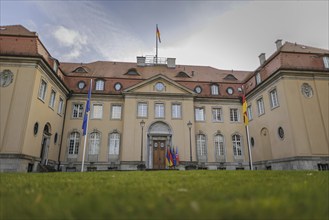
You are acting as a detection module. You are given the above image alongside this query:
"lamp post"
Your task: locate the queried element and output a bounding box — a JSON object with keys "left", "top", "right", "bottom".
{"left": 138, "top": 120, "right": 146, "bottom": 170}
{"left": 187, "top": 121, "right": 193, "bottom": 162}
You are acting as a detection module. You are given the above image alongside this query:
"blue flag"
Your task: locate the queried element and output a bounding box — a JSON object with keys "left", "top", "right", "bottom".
{"left": 172, "top": 147, "right": 176, "bottom": 166}
{"left": 82, "top": 80, "right": 92, "bottom": 136}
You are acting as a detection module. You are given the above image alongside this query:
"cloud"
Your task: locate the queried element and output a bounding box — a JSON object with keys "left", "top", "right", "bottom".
{"left": 53, "top": 26, "right": 87, "bottom": 59}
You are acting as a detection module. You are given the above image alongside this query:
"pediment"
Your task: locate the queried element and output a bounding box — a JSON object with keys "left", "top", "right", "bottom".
{"left": 123, "top": 74, "right": 194, "bottom": 95}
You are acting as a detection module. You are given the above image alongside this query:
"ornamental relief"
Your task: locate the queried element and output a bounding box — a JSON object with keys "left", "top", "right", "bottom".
{"left": 301, "top": 83, "right": 313, "bottom": 98}
{"left": 0, "top": 69, "right": 14, "bottom": 87}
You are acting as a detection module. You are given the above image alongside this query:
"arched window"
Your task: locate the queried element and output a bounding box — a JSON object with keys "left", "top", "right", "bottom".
{"left": 95, "top": 80, "right": 104, "bottom": 91}
{"left": 89, "top": 132, "right": 100, "bottom": 155}
{"left": 214, "top": 134, "right": 225, "bottom": 156}
{"left": 232, "top": 134, "right": 242, "bottom": 156}
{"left": 68, "top": 132, "right": 80, "bottom": 156}
{"left": 211, "top": 84, "right": 219, "bottom": 95}
{"left": 109, "top": 133, "right": 120, "bottom": 155}
{"left": 196, "top": 134, "right": 207, "bottom": 156}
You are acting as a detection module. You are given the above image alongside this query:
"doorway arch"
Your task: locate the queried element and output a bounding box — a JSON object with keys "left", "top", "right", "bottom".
{"left": 260, "top": 127, "right": 273, "bottom": 160}
{"left": 40, "top": 123, "right": 52, "bottom": 165}
{"left": 147, "top": 121, "right": 172, "bottom": 169}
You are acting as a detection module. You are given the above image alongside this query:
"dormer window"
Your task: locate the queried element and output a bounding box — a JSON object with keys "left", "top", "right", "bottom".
{"left": 255, "top": 72, "right": 261, "bottom": 85}
{"left": 211, "top": 84, "right": 219, "bottom": 95}
{"left": 53, "top": 60, "right": 58, "bottom": 73}
{"left": 73, "top": 67, "right": 88, "bottom": 73}
{"left": 125, "top": 68, "right": 140, "bottom": 75}
{"left": 323, "top": 57, "right": 329, "bottom": 69}
{"left": 95, "top": 79, "right": 104, "bottom": 91}
{"left": 176, "top": 71, "right": 190, "bottom": 78}
{"left": 224, "top": 74, "right": 238, "bottom": 81}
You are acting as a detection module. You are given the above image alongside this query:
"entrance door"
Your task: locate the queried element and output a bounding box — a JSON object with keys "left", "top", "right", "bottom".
{"left": 40, "top": 136, "right": 49, "bottom": 165}
{"left": 153, "top": 140, "right": 166, "bottom": 169}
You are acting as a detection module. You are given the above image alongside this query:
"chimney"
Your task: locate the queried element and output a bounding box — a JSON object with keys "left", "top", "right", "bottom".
{"left": 167, "top": 58, "right": 176, "bottom": 68}
{"left": 275, "top": 39, "right": 282, "bottom": 50}
{"left": 137, "top": 56, "right": 146, "bottom": 67}
{"left": 258, "top": 53, "right": 266, "bottom": 65}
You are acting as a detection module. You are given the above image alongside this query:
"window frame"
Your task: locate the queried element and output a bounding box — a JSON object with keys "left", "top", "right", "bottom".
{"left": 214, "top": 134, "right": 225, "bottom": 156}
{"left": 154, "top": 103, "right": 165, "bottom": 119}
{"left": 89, "top": 131, "right": 101, "bottom": 155}
{"left": 211, "top": 84, "right": 219, "bottom": 95}
{"left": 212, "top": 107, "right": 223, "bottom": 122}
{"left": 171, "top": 103, "right": 182, "bottom": 119}
{"left": 58, "top": 97, "right": 64, "bottom": 115}
{"left": 196, "top": 134, "right": 207, "bottom": 156}
{"left": 257, "top": 97, "right": 265, "bottom": 116}
{"left": 72, "top": 103, "right": 84, "bottom": 119}
{"left": 111, "top": 104, "right": 122, "bottom": 120}
{"left": 49, "top": 89, "right": 56, "bottom": 109}
{"left": 269, "top": 89, "right": 279, "bottom": 109}
{"left": 68, "top": 131, "right": 80, "bottom": 158}
{"left": 95, "top": 79, "right": 105, "bottom": 91}
{"left": 229, "top": 108, "right": 240, "bottom": 122}
{"left": 247, "top": 105, "right": 253, "bottom": 121}
{"left": 255, "top": 72, "right": 261, "bottom": 85}
{"left": 92, "top": 103, "right": 103, "bottom": 119}
{"left": 232, "top": 134, "right": 243, "bottom": 157}
{"left": 323, "top": 56, "right": 329, "bottom": 69}
{"left": 109, "top": 132, "right": 120, "bottom": 155}
{"left": 137, "top": 102, "right": 148, "bottom": 118}
{"left": 38, "top": 79, "right": 47, "bottom": 101}
{"left": 195, "top": 107, "right": 205, "bottom": 122}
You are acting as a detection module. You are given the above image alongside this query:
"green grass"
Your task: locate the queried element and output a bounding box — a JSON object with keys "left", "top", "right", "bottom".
{"left": 1, "top": 171, "right": 328, "bottom": 220}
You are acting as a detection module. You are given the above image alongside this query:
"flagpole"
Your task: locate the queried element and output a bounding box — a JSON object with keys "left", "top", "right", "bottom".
{"left": 242, "top": 85, "right": 253, "bottom": 170}
{"left": 155, "top": 24, "right": 158, "bottom": 64}
{"left": 81, "top": 79, "right": 92, "bottom": 172}
{"left": 81, "top": 114, "right": 89, "bottom": 172}
{"left": 246, "top": 124, "right": 253, "bottom": 170}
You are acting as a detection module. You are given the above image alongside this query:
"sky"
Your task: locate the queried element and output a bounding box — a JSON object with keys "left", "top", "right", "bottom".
{"left": 1, "top": 0, "right": 328, "bottom": 71}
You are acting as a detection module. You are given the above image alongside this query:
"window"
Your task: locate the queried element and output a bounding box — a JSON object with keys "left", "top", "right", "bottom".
{"left": 38, "top": 79, "right": 47, "bottom": 101}
{"left": 49, "top": 89, "right": 56, "bottom": 109}
{"left": 111, "top": 105, "right": 122, "bottom": 119}
{"left": 214, "top": 134, "right": 225, "bottom": 156}
{"left": 197, "top": 134, "right": 207, "bottom": 156}
{"left": 92, "top": 104, "right": 103, "bottom": 119}
{"left": 89, "top": 132, "right": 100, "bottom": 155}
{"left": 195, "top": 107, "right": 205, "bottom": 121}
{"left": 232, "top": 134, "right": 242, "bottom": 156}
{"left": 68, "top": 132, "right": 80, "bottom": 156}
{"left": 212, "top": 108, "right": 223, "bottom": 122}
{"left": 155, "top": 103, "right": 165, "bottom": 118}
{"left": 172, "top": 104, "right": 181, "bottom": 119}
{"left": 109, "top": 133, "right": 120, "bottom": 155}
{"left": 247, "top": 105, "right": 253, "bottom": 120}
{"left": 257, "top": 98, "right": 265, "bottom": 116}
{"left": 211, "top": 84, "right": 219, "bottom": 95}
{"left": 95, "top": 80, "right": 104, "bottom": 91}
{"left": 270, "top": 89, "right": 279, "bottom": 108}
{"left": 138, "top": 102, "right": 148, "bottom": 118}
{"left": 323, "top": 57, "right": 329, "bottom": 69}
{"left": 72, "top": 104, "right": 84, "bottom": 118}
{"left": 58, "top": 97, "right": 64, "bottom": 115}
{"left": 230, "top": 108, "right": 239, "bottom": 122}
{"left": 256, "top": 72, "right": 261, "bottom": 85}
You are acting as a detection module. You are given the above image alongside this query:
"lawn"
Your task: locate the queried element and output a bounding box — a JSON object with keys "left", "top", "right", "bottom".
{"left": 0, "top": 170, "right": 328, "bottom": 220}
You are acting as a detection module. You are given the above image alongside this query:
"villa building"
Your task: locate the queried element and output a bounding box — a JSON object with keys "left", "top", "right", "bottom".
{"left": 0, "top": 25, "right": 328, "bottom": 172}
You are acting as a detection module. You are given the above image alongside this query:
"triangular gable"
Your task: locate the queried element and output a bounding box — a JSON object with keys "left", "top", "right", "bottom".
{"left": 123, "top": 74, "right": 195, "bottom": 95}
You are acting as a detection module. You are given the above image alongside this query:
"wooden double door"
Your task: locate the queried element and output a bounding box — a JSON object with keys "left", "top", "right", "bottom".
{"left": 153, "top": 140, "right": 166, "bottom": 169}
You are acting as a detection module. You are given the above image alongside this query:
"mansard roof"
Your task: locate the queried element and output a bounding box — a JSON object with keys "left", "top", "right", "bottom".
{"left": 60, "top": 61, "right": 251, "bottom": 83}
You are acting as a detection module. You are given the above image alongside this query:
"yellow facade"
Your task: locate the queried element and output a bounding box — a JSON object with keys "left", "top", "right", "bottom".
{"left": 1, "top": 25, "right": 328, "bottom": 172}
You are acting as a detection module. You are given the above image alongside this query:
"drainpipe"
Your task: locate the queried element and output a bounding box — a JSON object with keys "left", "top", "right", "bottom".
{"left": 57, "top": 91, "right": 72, "bottom": 171}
